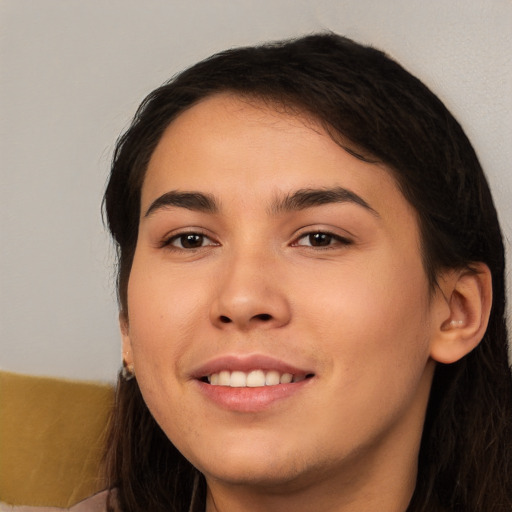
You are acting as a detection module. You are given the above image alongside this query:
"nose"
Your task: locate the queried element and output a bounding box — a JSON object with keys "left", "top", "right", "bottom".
{"left": 209, "top": 251, "right": 291, "bottom": 331}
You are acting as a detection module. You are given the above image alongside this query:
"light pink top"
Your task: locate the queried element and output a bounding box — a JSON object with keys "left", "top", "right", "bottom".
{"left": 0, "top": 491, "right": 109, "bottom": 512}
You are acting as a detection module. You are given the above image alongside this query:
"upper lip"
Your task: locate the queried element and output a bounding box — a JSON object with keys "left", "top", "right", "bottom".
{"left": 190, "top": 354, "right": 314, "bottom": 379}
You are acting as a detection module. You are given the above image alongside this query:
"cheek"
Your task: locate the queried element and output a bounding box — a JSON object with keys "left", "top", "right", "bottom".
{"left": 125, "top": 264, "right": 207, "bottom": 441}
{"left": 128, "top": 258, "right": 203, "bottom": 337}
{"left": 299, "top": 251, "right": 432, "bottom": 381}
{"left": 297, "top": 262, "right": 433, "bottom": 445}
{"left": 125, "top": 261, "right": 197, "bottom": 386}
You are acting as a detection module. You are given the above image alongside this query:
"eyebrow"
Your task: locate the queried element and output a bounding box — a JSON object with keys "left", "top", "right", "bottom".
{"left": 270, "top": 187, "right": 379, "bottom": 216}
{"left": 144, "top": 186, "right": 378, "bottom": 218}
{"left": 145, "top": 191, "right": 218, "bottom": 217}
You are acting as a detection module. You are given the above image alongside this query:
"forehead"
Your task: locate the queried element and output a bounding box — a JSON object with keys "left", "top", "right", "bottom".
{"left": 146, "top": 93, "right": 336, "bottom": 184}
{"left": 142, "top": 93, "right": 413, "bottom": 224}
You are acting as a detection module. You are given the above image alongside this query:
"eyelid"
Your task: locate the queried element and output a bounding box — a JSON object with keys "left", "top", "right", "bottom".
{"left": 291, "top": 227, "right": 354, "bottom": 248}
{"left": 160, "top": 228, "right": 219, "bottom": 250}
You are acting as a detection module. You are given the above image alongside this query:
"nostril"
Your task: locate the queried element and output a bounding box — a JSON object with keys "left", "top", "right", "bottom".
{"left": 217, "top": 313, "right": 273, "bottom": 325}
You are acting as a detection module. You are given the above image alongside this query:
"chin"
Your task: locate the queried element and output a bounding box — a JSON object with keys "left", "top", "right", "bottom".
{"left": 190, "top": 438, "right": 321, "bottom": 490}
{"left": 201, "top": 459, "right": 309, "bottom": 489}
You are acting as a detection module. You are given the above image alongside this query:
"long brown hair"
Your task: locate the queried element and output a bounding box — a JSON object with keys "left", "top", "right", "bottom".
{"left": 103, "top": 33, "right": 512, "bottom": 511}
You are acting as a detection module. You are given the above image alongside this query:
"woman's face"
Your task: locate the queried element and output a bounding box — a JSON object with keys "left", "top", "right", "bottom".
{"left": 123, "top": 94, "right": 442, "bottom": 493}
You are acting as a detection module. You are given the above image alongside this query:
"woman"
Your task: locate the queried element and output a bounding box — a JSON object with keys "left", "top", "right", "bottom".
{"left": 100, "top": 33, "right": 512, "bottom": 511}
{"left": 8, "top": 33, "right": 508, "bottom": 512}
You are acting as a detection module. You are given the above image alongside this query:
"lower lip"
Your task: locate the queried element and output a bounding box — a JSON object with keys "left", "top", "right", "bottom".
{"left": 195, "top": 378, "right": 312, "bottom": 413}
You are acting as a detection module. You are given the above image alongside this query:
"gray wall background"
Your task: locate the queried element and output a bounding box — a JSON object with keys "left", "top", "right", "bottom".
{"left": 1, "top": 0, "right": 511, "bottom": 382}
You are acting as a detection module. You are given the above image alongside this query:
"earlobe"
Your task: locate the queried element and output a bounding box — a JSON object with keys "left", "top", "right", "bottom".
{"left": 430, "top": 263, "right": 492, "bottom": 364}
{"left": 119, "top": 313, "right": 135, "bottom": 378}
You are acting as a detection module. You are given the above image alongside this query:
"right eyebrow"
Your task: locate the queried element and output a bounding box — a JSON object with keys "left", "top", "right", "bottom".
{"left": 269, "top": 187, "right": 379, "bottom": 217}
{"left": 144, "top": 191, "right": 219, "bottom": 217}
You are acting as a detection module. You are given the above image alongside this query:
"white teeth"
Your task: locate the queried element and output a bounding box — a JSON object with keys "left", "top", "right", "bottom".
{"left": 230, "top": 371, "right": 246, "bottom": 387}
{"left": 246, "top": 370, "right": 265, "bottom": 387}
{"left": 218, "top": 370, "right": 231, "bottom": 386}
{"left": 280, "top": 373, "right": 293, "bottom": 384}
{"left": 206, "top": 370, "right": 307, "bottom": 387}
{"left": 265, "top": 370, "right": 280, "bottom": 386}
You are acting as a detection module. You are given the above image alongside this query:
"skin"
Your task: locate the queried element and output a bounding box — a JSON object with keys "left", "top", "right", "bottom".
{"left": 122, "top": 94, "right": 491, "bottom": 512}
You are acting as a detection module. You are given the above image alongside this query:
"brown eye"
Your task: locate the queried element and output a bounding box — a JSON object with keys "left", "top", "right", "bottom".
{"left": 294, "top": 231, "right": 351, "bottom": 248}
{"left": 308, "top": 233, "right": 333, "bottom": 247}
{"left": 181, "top": 234, "right": 204, "bottom": 248}
{"left": 169, "top": 233, "right": 212, "bottom": 249}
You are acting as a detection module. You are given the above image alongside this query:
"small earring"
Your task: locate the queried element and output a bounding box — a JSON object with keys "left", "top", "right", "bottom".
{"left": 450, "top": 319, "right": 464, "bottom": 327}
{"left": 122, "top": 361, "right": 135, "bottom": 381}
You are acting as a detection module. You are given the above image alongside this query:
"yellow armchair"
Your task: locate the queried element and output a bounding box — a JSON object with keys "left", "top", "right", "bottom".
{"left": 0, "top": 371, "right": 114, "bottom": 508}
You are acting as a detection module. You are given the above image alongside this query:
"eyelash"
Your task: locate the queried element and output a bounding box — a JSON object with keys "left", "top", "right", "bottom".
{"left": 292, "top": 231, "right": 352, "bottom": 249}
{"left": 161, "top": 229, "right": 352, "bottom": 252}
{"left": 162, "top": 231, "right": 218, "bottom": 251}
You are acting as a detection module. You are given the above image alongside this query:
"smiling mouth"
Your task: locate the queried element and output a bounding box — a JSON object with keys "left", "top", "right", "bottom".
{"left": 200, "top": 370, "right": 315, "bottom": 388}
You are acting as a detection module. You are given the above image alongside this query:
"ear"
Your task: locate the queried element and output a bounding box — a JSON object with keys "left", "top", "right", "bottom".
{"left": 430, "top": 263, "right": 492, "bottom": 364}
{"left": 120, "top": 312, "right": 134, "bottom": 368}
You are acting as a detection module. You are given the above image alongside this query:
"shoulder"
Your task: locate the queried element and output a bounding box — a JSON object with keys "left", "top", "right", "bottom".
{"left": 0, "top": 491, "right": 112, "bottom": 512}
{"left": 70, "top": 491, "right": 110, "bottom": 512}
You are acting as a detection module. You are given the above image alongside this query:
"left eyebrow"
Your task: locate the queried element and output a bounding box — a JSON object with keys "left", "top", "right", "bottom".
{"left": 269, "top": 187, "right": 379, "bottom": 217}
{"left": 144, "top": 191, "right": 219, "bottom": 217}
